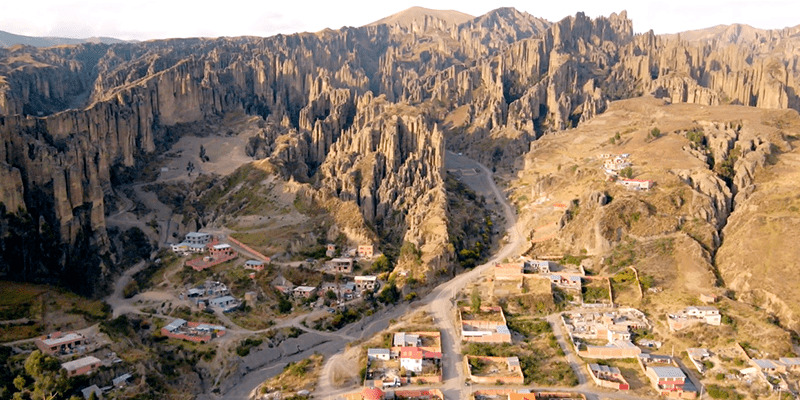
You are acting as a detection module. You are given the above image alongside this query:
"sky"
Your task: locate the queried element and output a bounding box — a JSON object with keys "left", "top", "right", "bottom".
{"left": 3, "top": 0, "right": 799, "bottom": 41}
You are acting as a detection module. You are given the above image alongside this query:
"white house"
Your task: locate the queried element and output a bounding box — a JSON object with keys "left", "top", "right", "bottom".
{"left": 367, "top": 348, "right": 391, "bottom": 361}
{"left": 399, "top": 348, "right": 423, "bottom": 373}
{"left": 686, "top": 306, "right": 721, "bottom": 325}
{"left": 355, "top": 275, "right": 378, "bottom": 291}
{"left": 393, "top": 332, "right": 420, "bottom": 347}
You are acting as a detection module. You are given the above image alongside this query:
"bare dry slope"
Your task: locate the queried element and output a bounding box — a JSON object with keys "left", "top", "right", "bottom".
{"left": 513, "top": 96, "right": 800, "bottom": 333}
{"left": 366, "top": 6, "right": 474, "bottom": 29}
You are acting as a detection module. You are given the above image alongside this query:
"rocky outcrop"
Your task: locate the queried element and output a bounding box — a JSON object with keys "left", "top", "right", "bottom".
{"left": 3, "top": 8, "right": 800, "bottom": 292}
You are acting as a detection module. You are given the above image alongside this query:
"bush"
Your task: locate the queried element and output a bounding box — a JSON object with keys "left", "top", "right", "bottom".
{"left": 706, "top": 384, "right": 742, "bottom": 400}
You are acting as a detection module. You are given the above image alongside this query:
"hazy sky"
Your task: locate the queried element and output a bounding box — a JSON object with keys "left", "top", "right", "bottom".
{"left": 3, "top": 0, "right": 799, "bottom": 40}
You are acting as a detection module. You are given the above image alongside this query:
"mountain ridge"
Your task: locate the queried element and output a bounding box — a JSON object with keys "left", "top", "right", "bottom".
{"left": 0, "top": 29, "right": 128, "bottom": 48}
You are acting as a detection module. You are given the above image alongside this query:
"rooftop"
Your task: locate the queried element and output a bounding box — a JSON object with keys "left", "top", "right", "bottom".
{"left": 164, "top": 319, "right": 187, "bottom": 332}
{"left": 40, "top": 332, "right": 84, "bottom": 346}
{"left": 186, "top": 232, "right": 210, "bottom": 238}
{"left": 589, "top": 363, "right": 621, "bottom": 375}
{"left": 649, "top": 366, "right": 686, "bottom": 379}
{"left": 61, "top": 356, "right": 101, "bottom": 371}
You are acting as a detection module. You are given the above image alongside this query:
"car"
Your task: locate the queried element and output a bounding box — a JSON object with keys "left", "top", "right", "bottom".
{"left": 326, "top": 308, "right": 335, "bottom": 313}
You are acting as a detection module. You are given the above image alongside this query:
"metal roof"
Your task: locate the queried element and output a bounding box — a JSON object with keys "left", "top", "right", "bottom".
{"left": 753, "top": 359, "right": 780, "bottom": 369}
{"left": 589, "top": 363, "right": 621, "bottom": 375}
{"left": 62, "top": 356, "right": 101, "bottom": 371}
{"left": 649, "top": 366, "right": 686, "bottom": 379}
{"left": 40, "top": 332, "right": 84, "bottom": 346}
{"left": 164, "top": 319, "right": 187, "bottom": 332}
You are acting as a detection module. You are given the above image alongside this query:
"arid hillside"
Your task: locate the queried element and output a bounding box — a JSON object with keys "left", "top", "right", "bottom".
{"left": 513, "top": 96, "right": 800, "bottom": 334}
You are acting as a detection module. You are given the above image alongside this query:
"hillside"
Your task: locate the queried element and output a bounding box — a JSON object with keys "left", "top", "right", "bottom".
{"left": 1, "top": 7, "right": 800, "bottom": 301}
{"left": 0, "top": 29, "right": 127, "bottom": 47}
{"left": 513, "top": 96, "right": 800, "bottom": 333}
{"left": 366, "top": 6, "right": 474, "bottom": 29}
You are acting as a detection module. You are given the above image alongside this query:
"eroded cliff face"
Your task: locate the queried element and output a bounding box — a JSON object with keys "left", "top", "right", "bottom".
{"left": 2, "top": 9, "right": 800, "bottom": 293}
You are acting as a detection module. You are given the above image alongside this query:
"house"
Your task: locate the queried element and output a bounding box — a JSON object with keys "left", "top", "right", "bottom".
{"left": 326, "top": 258, "right": 354, "bottom": 274}
{"left": 394, "top": 332, "right": 420, "bottom": 347}
{"left": 171, "top": 243, "right": 189, "bottom": 253}
{"left": 367, "top": 348, "right": 391, "bottom": 361}
{"left": 549, "top": 274, "right": 582, "bottom": 290}
{"left": 618, "top": 178, "right": 654, "bottom": 190}
{"left": 582, "top": 341, "right": 642, "bottom": 359}
{"left": 358, "top": 245, "right": 374, "bottom": 259}
{"left": 209, "top": 243, "right": 235, "bottom": 258}
{"left": 293, "top": 286, "right": 317, "bottom": 299}
{"left": 604, "top": 156, "right": 631, "bottom": 171}
{"left": 161, "top": 319, "right": 226, "bottom": 343}
{"left": 61, "top": 356, "right": 102, "bottom": 377}
{"left": 244, "top": 260, "right": 265, "bottom": 271}
{"left": 779, "top": 357, "right": 800, "bottom": 372}
{"left": 459, "top": 306, "right": 513, "bottom": 343}
{"left": 209, "top": 295, "right": 238, "bottom": 312}
{"left": 244, "top": 291, "right": 258, "bottom": 304}
{"left": 687, "top": 348, "right": 712, "bottom": 374}
{"left": 668, "top": 306, "right": 722, "bottom": 330}
{"left": 588, "top": 363, "right": 630, "bottom": 390}
{"left": 646, "top": 366, "right": 688, "bottom": 392}
{"left": 35, "top": 331, "right": 86, "bottom": 356}
{"left": 112, "top": 373, "right": 132, "bottom": 387}
{"left": 524, "top": 259, "right": 553, "bottom": 274}
{"left": 326, "top": 244, "right": 337, "bottom": 258}
{"left": 699, "top": 293, "right": 717, "bottom": 304}
{"left": 752, "top": 359, "right": 785, "bottom": 374}
{"left": 639, "top": 354, "right": 697, "bottom": 399}
{"left": 185, "top": 232, "right": 212, "bottom": 245}
{"left": 272, "top": 276, "right": 294, "bottom": 295}
{"left": 400, "top": 347, "right": 424, "bottom": 373}
{"left": 81, "top": 385, "right": 103, "bottom": 399}
{"left": 355, "top": 276, "right": 378, "bottom": 292}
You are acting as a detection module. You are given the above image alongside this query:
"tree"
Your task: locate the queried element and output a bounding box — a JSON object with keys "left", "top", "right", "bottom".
{"left": 619, "top": 166, "right": 633, "bottom": 179}
{"left": 377, "top": 283, "right": 400, "bottom": 304}
{"left": 325, "top": 290, "right": 337, "bottom": 300}
{"left": 277, "top": 296, "right": 292, "bottom": 314}
{"left": 20, "top": 350, "right": 68, "bottom": 400}
{"left": 471, "top": 287, "right": 482, "bottom": 314}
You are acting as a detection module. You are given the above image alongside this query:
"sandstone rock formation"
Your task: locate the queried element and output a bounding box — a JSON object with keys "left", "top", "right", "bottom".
{"left": 2, "top": 8, "right": 800, "bottom": 293}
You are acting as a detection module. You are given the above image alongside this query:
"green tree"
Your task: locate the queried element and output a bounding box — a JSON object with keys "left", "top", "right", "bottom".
{"left": 277, "top": 296, "right": 292, "bottom": 314}
{"left": 471, "top": 287, "right": 482, "bottom": 313}
{"left": 13, "top": 375, "right": 25, "bottom": 392}
{"left": 619, "top": 166, "right": 633, "bottom": 178}
{"left": 21, "top": 350, "right": 68, "bottom": 400}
